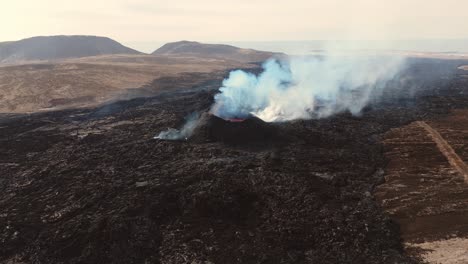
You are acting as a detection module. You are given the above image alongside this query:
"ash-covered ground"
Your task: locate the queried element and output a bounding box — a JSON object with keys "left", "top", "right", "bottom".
{"left": 1, "top": 58, "right": 468, "bottom": 264}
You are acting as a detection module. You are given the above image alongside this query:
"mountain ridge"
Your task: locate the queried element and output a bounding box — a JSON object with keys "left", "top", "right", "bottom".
{"left": 152, "top": 40, "right": 281, "bottom": 62}
{"left": 0, "top": 35, "right": 142, "bottom": 63}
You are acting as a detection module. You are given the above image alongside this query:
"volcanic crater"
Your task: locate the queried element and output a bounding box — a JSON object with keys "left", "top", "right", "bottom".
{"left": 0, "top": 58, "right": 468, "bottom": 264}
{"left": 189, "top": 113, "right": 278, "bottom": 144}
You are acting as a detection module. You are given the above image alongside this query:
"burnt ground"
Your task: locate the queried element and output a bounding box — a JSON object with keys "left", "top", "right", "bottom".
{"left": 0, "top": 58, "right": 468, "bottom": 264}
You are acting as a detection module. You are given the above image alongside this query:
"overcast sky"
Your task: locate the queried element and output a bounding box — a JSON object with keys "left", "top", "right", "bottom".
{"left": 2, "top": 0, "right": 468, "bottom": 49}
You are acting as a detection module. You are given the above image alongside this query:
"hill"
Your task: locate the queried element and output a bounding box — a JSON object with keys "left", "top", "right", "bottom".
{"left": 152, "top": 40, "right": 280, "bottom": 62}
{"left": 0, "top": 35, "right": 141, "bottom": 63}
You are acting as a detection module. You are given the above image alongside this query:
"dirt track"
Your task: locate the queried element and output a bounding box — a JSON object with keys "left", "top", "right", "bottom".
{"left": 376, "top": 110, "right": 468, "bottom": 263}
{"left": 417, "top": 121, "right": 468, "bottom": 183}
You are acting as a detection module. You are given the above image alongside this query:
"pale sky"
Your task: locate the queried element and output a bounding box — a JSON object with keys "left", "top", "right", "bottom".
{"left": 2, "top": 0, "right": 468, "bottom": 49}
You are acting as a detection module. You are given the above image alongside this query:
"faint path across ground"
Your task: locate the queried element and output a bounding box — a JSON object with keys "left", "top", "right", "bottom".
{"left": 375, "top": 109, "right": 468, "bottom": 264}
{"left": 416, "top": 121, "right": 468, "bottom": 183}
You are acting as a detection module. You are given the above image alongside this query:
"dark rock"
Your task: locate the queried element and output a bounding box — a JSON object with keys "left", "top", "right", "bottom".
{"left": 190, "top": 113, "right": 277, "bottom": 144}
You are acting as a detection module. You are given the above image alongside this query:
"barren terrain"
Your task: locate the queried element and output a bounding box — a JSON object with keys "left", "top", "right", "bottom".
{"left": 0, "top": 39, "right": 279, "bottom": 114}
{"left": 0, "top": 55, "right": 251, "bottom": 113}
{"left": 376, "top": 109, "right": 468, "bottom": 263}
{"left": 1, "top": 58, "right": 467, "bottom": 263}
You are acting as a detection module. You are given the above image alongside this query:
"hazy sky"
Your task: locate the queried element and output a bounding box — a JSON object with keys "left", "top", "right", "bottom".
{"left": 2, "top": 0, "right": 468, "bottom": 47}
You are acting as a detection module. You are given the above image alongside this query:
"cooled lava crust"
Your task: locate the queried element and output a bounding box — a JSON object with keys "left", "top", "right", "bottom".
{"left": 190, "top": 113, "right": 277, "bottom": 143}
{"left": 1, "top": 58, "right": 468, "bottom": 263}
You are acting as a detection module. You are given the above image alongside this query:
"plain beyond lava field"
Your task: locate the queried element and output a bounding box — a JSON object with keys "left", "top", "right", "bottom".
{"left": 1, "top": 58, "right": 468, "bottom": 263}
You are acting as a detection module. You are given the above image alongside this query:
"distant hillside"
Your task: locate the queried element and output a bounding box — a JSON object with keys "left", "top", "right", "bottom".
{"left": 0, "top": 35, "right": 141, "bottom": 63}
{"left": 152, "top": 41, "right": 280, "bottom": 63}
{"left": 0, "top": 54, "right": 250, "bottom": 113}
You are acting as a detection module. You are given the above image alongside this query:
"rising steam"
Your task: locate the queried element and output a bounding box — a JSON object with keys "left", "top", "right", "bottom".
{"left": 155, "top": 54, "right": 407, "bottom": 140}
{"left": 211, "top": 55, "right": 406, "bottom": 122}
{"left": 154, "top": 112, "right": 200, "bottom": 140}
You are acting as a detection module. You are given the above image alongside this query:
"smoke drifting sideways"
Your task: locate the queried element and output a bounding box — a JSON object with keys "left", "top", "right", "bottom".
{"left": 155, "top": 54, "right": 407, "bottom": 140}
{"left": 211, "top": 55, "right": 406, "bottom": 122}
{"left": 154, "top": 112, "right": 200, "bottom": 140}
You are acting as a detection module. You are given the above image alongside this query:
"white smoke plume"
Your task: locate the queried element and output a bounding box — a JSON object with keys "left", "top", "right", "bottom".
{"left": 154, "top": 112, "right": 200, "bottom": 140}
{"left": 211, "top": 54, "right": 406, "bottom": 122}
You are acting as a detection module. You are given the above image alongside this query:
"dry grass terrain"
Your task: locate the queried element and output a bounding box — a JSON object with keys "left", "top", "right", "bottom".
{"left": 0, "top": 55, "right": 251, "bottom": 113}
{"left": 375, "top": 109, "right": 468, "bottom": 263}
